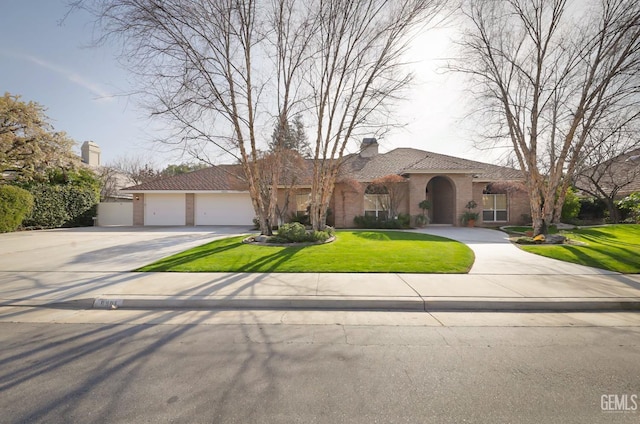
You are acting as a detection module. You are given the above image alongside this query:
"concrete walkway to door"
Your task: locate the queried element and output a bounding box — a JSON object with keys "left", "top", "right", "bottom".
{"left": 415, "top": 227, "right": 617, "bottom": 275}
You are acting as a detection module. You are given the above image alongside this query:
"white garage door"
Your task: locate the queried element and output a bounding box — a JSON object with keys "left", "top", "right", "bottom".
{"left": 195, "top": 193, "right": 254, "bottom": 226}
{"left": 145, "top": 194, "right": 186, "bottom": 226}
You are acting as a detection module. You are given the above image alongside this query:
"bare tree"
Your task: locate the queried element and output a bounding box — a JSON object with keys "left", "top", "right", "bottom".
{"left": 108, "top": 155, "right": 159, "bottom": 186}
{"left": 306, "top": 0, "right": 448, "bottom": 230}
{"left": 79, "top": 0, "right": 315, "bottom": 235}
{"left": 79, "top": 0, "right": 446, "bottom": 233}
{"left": 97, "top": 165, "right": 122, "bottom": 201}
{"left": 574, "top": 123, "right": 640, "bottom": 222}
{"left": 368, "top": 174, "right": 409, "bottom": 219}
{"left": 453, "top": 0, "right": 640, "bottom": 235}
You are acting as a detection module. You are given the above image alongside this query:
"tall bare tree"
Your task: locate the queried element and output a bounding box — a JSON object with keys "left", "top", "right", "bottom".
{"left": 80, "top": 0, "right": 314, "bottom": 235}
{"left": 80, "top": 0, "right": 446, "bottom": 233}
{"left": 453, "top": 0, "right": 640, "bottom": 235}
{"left": 306, "top": 0, "right": 447, "bottom": 230}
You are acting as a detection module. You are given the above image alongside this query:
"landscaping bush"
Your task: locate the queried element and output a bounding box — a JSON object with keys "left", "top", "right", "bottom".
{"left": 277, "top": 222, "right": 308, "bottom": 242}
{"left": 23, "top": 184, "right": 69, "bottom": 228}
{"left": 63, "top": 185, "right": 99, "bottom": 227}
{"left": 561, "top": 187, "right": 580, "bottom": 221}
{"left": 289, "top": 212, "right": 310, "bottom": 226}
{"left": 353, "top": 215, "right": 406, "bottom": 229}
{"left": 22, "top": 183, "right": 99, "bottom": 228}
{"left": 397, "top": 213, "right": 411, "bottom": 228}
{"left": 311, "top": 230, "right": 330, "bottom": 242}
{"left": 617, "top": 192, "right": 640, "bottom": 223}
{"left": 0, "top": 185, "right": 34, "bottom": 233}
{"left": 271, "top": 222, "right": 333, "bottom": 243}
{"left": 578, "top": 197, "right": 607, "bottom": 221}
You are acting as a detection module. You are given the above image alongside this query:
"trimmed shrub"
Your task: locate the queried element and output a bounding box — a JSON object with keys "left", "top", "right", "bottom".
{"left": 561, "top": 187, "right": 580, "bottom": 221}
{"left": 310, "top": 230, "right": 330, "bottom": 242}
{"left": 289, "top": 212, "right": 310, "bottom": 226}
{"left": 277, "top": 222, "right": 309, "bottom": 242}
{"left": 353, "top": 215, "right": 405, "bottom": 229}
{"left": 22, "top": 183, "right": 99, "bottom": 228}
{"left": 23, "top": 184, "right": 69, "bottom": 228}
{"left": 0, "top": 185, "right": 34, "bottom": 233}
{"left": 271, "top": 222, "right": 333, "bottom": 243}
{"left": 578, "top": 198, "right": 607, "bottom": 221}
{"left": 397, "top": 213, "right": 411, "bottom": 228}
{"left": 63, "top": 185, "right": 99, "bottom": 227}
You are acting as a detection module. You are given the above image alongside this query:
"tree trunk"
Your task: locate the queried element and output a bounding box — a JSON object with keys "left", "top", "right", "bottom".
{"left": 605, "top": 198, "right": 620, "bottom": 223}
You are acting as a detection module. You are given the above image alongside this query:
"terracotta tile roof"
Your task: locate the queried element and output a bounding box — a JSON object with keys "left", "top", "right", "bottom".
{"left": 123, "top": 165, "right": 248, "bottom": 191}
{"left": 574, "top": 148, "right": 640, "bottom": 198}
{"left": 124, "top": 148, "right": 523, "bottom": 191}
{"left": 341, "top": 148, "right": 522, "bottom": 181}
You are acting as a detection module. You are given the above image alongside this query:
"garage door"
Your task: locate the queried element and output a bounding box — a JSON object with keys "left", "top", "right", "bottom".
{"left": 144, "top": 194, "right": 186, "bottom": 225}
{"left": 195, "top": 193, "right": 254, "bottom": 225}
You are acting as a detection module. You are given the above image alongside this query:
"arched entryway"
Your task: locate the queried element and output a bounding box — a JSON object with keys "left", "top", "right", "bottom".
{"left": 426, "top": 176, "right": 455, "bottom": 224}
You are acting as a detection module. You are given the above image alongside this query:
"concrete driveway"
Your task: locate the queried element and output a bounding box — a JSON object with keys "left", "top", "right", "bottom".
{"left": 0, "top": 226, "right": 253, "bottom": 272}
{"left": 417, "top": 227, "right": 617, "bottom": 275}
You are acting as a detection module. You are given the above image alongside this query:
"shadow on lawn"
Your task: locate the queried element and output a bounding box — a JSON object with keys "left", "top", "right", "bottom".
{"left": 136, "top": 238, "right": 245, "bottom": 271}
{"left": 559, "top": 245, "right": 639, "bottom": 273}
{"left": 138, "top": 237, "right": 307, "bottom": 272}
{"left": 351, "top": 230, "right": 454, "bottom": 242}
{"left": 576, "top": 230, "right": 640, "bottom": 247}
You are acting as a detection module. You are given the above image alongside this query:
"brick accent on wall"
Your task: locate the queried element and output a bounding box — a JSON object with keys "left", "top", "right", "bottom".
{"left": 133, "top": 193, "right": 144, "bottom": 226}
{"left": 408, "top": 174, "right": 474, "bottom": 227}
{"left": 508, "top": 190, "right": 532, "bottom": 225}
{"left": 333, "top": 183, "right": 364, "bottom": 228}
{"left": 185, "top": 193, "right": 195, "bottom": 226}
{"left": 472, "top": 183, "right": 486, "bottom": 225}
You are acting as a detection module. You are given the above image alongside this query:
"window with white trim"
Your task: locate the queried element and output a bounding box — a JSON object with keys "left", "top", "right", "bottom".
{"left": 364, "top": 193, "right": 389, "bottom": 219}
{"left": 482, "top": 194, "right": 508, "bottom": 222}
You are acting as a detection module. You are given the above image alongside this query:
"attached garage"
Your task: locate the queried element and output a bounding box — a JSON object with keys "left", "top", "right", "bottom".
{"left": 195, "top": 193, "right": 254, "bottom": 226}
{"left": 124, "top": 166, "right": 261, "bottom": 226}
{"left": 144, "top": 193, "right": 186, "bottom": 226}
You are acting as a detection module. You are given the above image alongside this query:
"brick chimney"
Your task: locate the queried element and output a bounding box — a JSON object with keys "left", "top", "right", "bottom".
{"left": 360, "top": 138, "right": 378, "bottom": 158}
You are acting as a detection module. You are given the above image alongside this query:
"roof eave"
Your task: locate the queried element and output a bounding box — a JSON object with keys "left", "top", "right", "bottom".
{"left": 404, "top": 168, "right": 486, "bottom": 175}
{"left": 472, "top": 178, "right": 525, "bottom": 183}
{"left": 120, "top": 189, "right": 249, "bottom": 194}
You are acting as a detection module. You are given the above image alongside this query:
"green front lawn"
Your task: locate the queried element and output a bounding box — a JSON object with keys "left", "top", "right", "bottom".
{"left": 137, "top": 230, "right": 475, "bottom": 273}
{"left": 519, "top": 224, "right": 640, "bottom": 273}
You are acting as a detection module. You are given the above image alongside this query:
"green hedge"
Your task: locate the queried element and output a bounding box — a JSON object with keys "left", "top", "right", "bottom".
{"left": 353, "top": 214, "right": 411, "bottom": 229}
{"left": 22, "top": 184, "right": 98, "bottom": 228}
{"left": 0, "top": 185, "right": 34, "bottom": 233}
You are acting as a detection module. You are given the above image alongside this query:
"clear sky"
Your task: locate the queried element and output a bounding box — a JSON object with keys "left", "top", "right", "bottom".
{"left": 0, "top": 0, "right": 502, "bottom": 168}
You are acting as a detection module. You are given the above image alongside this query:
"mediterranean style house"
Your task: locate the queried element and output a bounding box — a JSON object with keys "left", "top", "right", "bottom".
{"left": 122, "top": 139, "right": 531, "bottom": 228}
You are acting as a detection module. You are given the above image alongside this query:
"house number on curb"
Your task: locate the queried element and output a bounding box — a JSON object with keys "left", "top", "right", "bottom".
{"left": 93, "top": 299, "right": 124, "bottom": 309}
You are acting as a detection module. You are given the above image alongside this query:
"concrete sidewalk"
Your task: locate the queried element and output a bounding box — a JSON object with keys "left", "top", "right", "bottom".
{"left": 2, "top": 271, "right": 639, "bottom": 312}
{"left": 1, "top": 227, "right": 639, "bottom": 312}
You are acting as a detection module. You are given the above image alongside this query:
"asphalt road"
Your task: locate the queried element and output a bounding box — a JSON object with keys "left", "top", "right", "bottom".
{"left": 1, "top": 316, "right": 639, "bottom": 423}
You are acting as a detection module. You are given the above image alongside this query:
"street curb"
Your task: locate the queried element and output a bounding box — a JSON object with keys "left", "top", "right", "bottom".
{"left": 91, "top": 295, "right": 640, "bottom": 312}
{"left": 93, "top": 296, "right": 425, "bottom": 311}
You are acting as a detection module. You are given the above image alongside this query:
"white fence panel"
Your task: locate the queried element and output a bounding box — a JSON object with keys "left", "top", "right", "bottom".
{"left": 97, "top": 202, "right": 133, "bottom": 226}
